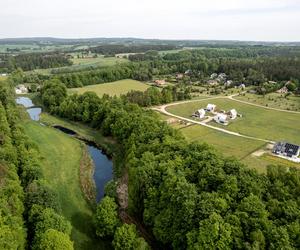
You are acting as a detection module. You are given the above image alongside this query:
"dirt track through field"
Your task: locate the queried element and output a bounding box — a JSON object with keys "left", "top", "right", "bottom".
{"left": 152, "top": 94, "right": 276, "bottom": 144}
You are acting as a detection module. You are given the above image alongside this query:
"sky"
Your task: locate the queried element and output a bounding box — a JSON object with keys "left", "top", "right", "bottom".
{"left": 0, "top": 0, "right": 300, "bottom": 41}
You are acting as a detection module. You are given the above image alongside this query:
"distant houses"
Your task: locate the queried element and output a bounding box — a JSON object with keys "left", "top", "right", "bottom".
{"left": 276, "top": 86, "right": 289, "bottom": 94}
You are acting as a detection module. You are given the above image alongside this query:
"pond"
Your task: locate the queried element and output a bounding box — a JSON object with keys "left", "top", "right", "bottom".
{"left": 16, "top": 97, "right": 42, "bottom": 121}
{"left": 15, "top": 96, "right": 113, "bottom": 202}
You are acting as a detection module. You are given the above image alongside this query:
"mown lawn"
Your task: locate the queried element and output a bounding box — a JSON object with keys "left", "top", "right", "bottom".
{"left": 155, "top": 110, "right": 300, "bottom": 173}
{"left": 235, "top": 93, "right": 300, "bottom": 112}
{"left": 23, "top": 120, "right": 111, "bottom": 250}
{"left": 180, "top": 124, "right": 266, "bottom": 160}
{"left": 166, "top": 98, "right": 300, "bottom": 144}
{"left": 69, "top": 79, "right": 150, "bottom": 97}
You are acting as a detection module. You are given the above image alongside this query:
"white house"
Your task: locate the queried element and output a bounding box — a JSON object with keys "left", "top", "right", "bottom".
{"left": 229, "top": 109, "right": 237, "bottom": 120}
{"left": 214, "top": 113, "right": 228, "bottom": 124}
{"left": 195, "top": 109, "right": 206, "bottom": 119}
{"left": 206, "top": 104, "right": 216, "bottom": 112}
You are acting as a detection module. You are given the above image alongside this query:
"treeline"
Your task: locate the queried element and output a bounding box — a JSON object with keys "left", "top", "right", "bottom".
{"left": 89, "top": 44, "right": 178, "bottom": 56}
{"left": 0, "top": 53, "right": 72, "bottom": 72}
{"left": 55, "top": 63, "right": 153, "bottom": 87}
{"left": 0, "top": 81, "right": 73, "bottom": 249}
{"left": 123, "top": 85, "right": 191, "bottom": 107}
{"left": 41, "top": 79, "right": 300, "bottom": 249}
{"left": 129, "top": 48, "right": 300, "bottom": 84}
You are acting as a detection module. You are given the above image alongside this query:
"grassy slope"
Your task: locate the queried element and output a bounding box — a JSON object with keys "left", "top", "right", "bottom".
{"left": 166, "top": 98, "right": 300, "bottom": 144}
{"left": 69, "top": 79, "right": 150, "bottom": 97}
{"left": 23, "top": 120, "right": 111, "bottom": 250}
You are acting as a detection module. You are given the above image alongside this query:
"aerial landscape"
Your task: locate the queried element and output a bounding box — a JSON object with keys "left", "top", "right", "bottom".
{"left": 1, "top": 0, "right": 300, "bottom": 249}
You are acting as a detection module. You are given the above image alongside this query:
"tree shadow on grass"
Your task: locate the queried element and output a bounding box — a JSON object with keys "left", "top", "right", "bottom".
{"left": 71, "top": 212, "right": 112, "bottom": 250}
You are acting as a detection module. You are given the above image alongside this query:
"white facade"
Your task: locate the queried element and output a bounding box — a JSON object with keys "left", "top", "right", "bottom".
{"left": 206, "top": 104, "right": 216, "bottom": 112}
{"left": 196, "top": 109, "right": 206, "bottom": 119}
{"left": 214, "top": 113, "right": 228, "bottom": 124}
{"left": 229, "top": 109, "right": 237, "bottom": 120}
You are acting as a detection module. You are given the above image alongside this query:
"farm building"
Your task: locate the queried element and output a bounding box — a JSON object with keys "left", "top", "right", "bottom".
{"left": 214, "top": 113, "right": 228, "bottom": 125}
{"left": 206, "top": 104, "right": 216, "bottom": 112}
{"left": 154, "top": 80, "right": 166, "bottom": 86}
{"left": 276, "top": 86, "right": 289, "bottom": 94}
{"left": 176, "top": 73, "right": 184, "bottom": 80}
{"left": 273, "top": 142, "right": 300, "bottom": 160}
{"left": 228, "top": 109, "right": 237, "bottom": 119}
{"left": 15, "top": 84, "right": 28, "bottom": 94}
{"left": 194, "top": 109, "right": 206, "bottom": 119}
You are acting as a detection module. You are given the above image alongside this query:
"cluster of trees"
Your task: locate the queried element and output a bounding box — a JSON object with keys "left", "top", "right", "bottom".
{"left": 123, "top": 86, "right": 191, "bottom": 107}
{"left": 94, "top": 196, "right": 149, "bottom": 249}
{"left": 0, "top": 53, "right": 72, "bottom": 72}
{"left": 89, "top": 44, "right": 178, "bottom": 56}
{"left": 41, "top": 80, "right": 300, "bottom": 249}
{"left": 129, "top": 48, "right": 300, "bottom": 87}
{"left": 0, "top": 80, "right": 73, "bottom": 249}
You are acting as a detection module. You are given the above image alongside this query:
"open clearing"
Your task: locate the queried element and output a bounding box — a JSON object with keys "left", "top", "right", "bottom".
{"left": 23, "top": 120, "right": 110, "bottom": 250}
{"left": 235, "top": 93, "right": 300, "bottom": 112}
{"left": 69, "top": 79, "right": 150, "bottom": 97}
{"left": 156, "top": 113, "right": 300, "bottom": 173}
{"left": 71, "top": 56, "right": 128, "bottom": 66}
{"left": 26, "top": 56, "right": 128, "bottom": 75}
{"left": 166, "top": 98, "right": 300, "bottom": 145}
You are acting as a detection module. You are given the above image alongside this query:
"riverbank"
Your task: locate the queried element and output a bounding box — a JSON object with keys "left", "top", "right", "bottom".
{"left": 22, "top": 120, "right": 112, "bottom": 250}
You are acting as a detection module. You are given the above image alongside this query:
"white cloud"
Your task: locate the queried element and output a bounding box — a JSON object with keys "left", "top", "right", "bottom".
{"left": 0, "top": 0, "right": 299, "bottom": 41}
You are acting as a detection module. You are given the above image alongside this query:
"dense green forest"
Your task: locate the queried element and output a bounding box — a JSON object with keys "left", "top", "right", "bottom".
{"left": 0, "top": 53, "right": 72, "bottom": 72}
{"left": 0, "top": 81, "right": 73, "bottom": 249}
{"left": 40, "top": 79, "right": 300, "bottom": 249}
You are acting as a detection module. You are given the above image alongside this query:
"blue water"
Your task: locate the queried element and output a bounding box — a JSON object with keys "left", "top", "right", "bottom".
{"left": 27, "top": 107, "right": 42, "bottom": 121}
{"left": 16, "top": 97, "right": 42, "bottom": 121}
{"left": 16, "top": 97, "right": 34, "bottom": 107}
{"left": 16, "top": 96, "right": 114, "bottom": 202}
{"left": 87, "top": 145, "right": 113, "bottom": 202}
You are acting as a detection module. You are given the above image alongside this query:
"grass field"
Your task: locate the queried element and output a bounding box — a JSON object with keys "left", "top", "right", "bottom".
{"left": 71, "top": 56, "right": 128, "bottom": 67}
{"left": 26, "top": 56, "right": 128, "bottom": 75}
{"left": 0, "top": 76, "right": 7, "bottom": 81}
{"left": 23, "top": 120, "right": 111, "bottom": 250}
{"left": 156, "top": 112, "right": 300, "bottom": 173}
{"left": 235, "top": 93, "right": 300, "bottom": 111}
{"left": 69, "top": 79, "right": 150, "bottom": 97}
{"left": 166, "top": 98, "right": 300, "bottom": 144}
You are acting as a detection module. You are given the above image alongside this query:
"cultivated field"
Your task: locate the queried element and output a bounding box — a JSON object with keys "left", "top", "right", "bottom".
{"left": 69, "top": 79, "right": 150, "bottom": 97}
{"left": 166, "top": 98, "right": 300, "bottom": 144}
{"left": 23, "top": 120, "right": 110, "bottom": 250}
{"left": 235, "top": 93, "right": 300, "bottom": 111}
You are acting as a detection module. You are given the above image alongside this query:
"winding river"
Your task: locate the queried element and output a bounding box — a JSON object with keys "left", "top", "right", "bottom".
{"left": 16, "top": 96, "right": 113, "bottom": 202}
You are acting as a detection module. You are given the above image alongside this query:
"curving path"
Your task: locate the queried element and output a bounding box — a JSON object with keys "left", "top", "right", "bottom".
{"left": 229, "top": 94, "right": 300, "bottom": 114}
{"left": 152, "top": 94, "right": 277, "bottom": 144}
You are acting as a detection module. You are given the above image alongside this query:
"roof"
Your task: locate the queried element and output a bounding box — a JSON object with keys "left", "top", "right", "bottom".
{"left": 273, "top": 142, "right": 300, "bottom": 157}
